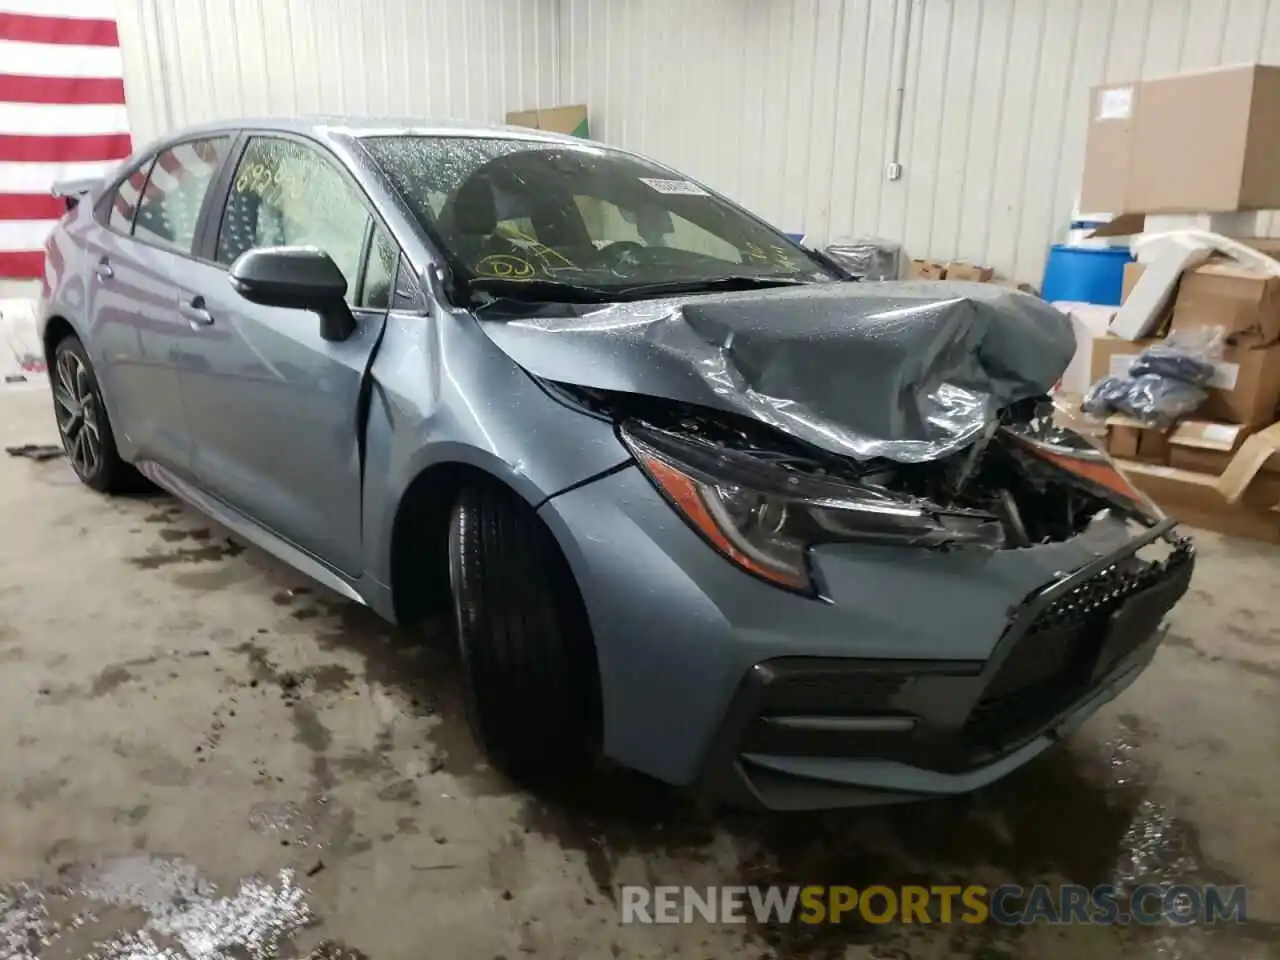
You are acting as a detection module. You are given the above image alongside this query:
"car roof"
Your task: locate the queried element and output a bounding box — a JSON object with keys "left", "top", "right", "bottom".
{"left": 154, "top": 115, "right": 591, "bottom": 149}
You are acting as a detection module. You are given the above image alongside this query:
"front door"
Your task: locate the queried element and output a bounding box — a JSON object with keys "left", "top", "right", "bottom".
{"left": 177, "top": 135, "right": 399, "bottom": 576}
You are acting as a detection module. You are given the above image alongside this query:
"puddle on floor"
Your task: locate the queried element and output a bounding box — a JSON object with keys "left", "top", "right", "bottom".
{"left": 0, "top": 856, "right": 365, "bottom": 959}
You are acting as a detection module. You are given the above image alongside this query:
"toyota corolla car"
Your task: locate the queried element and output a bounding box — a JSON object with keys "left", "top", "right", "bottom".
{"left": 38, "top": 118, "right": 1192, "bottom": 810}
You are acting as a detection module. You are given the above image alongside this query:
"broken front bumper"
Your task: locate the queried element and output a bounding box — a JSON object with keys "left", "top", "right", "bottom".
{"left": 697, "top": 520, "right": 1193, "bottom": 810}
{"left": 539, "top": 465, "right": 1192, "bottom": 806}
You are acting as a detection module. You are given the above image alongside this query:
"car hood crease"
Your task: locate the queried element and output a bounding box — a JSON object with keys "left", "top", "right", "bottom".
{"left": 475, "top": 280, "right": 1076, "bottom": 464}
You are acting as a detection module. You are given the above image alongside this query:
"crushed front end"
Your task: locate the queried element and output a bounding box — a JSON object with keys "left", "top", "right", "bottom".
{"left": 539, "top": 386, "right": 1193, "bottom": 810}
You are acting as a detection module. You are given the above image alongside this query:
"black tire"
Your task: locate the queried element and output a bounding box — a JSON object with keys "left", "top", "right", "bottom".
{"left": 49, "top": 335, "right": 142, "bottom": 494}
{"left": 448, "top": 483, "right": 600, "bottom": 781}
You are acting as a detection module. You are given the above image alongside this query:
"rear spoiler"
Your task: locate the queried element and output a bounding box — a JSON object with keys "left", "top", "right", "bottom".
{"left": 52, "top": 177, "right": 103, "bottom": 212}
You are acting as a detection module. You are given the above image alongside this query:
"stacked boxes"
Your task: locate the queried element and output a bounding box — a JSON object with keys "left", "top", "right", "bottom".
{"left": 1075, "top": 64, "right": 1280, "bottom": 540}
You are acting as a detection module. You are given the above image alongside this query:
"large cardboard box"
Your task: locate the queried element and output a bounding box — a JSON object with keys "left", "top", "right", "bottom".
{"left": 1088, "top": 335, "right": 1157, "bottom": 384}
{"left": 505, "top": 105, "right": 590, "bottom": 138}
{"left": 1196, "top": 342, "right": 1280, "bottom": 425}
{"left": 1169, "top": 261, "right": 1280, "bottom": 348}
{"left": 1081, "top": 83, "right": 1137, "bottom": 213}
{"left": 1121, "top": 461, "right": 1280, "bottom": 542}
{"left": 1080, "top": 64, "right": 1280, "bottom": 215}
{"left": 1219, "top": 422, "right": 1280, "bottom": 503}
{"left": 1166, "top": 420, "right": 1253, "bottom": 474}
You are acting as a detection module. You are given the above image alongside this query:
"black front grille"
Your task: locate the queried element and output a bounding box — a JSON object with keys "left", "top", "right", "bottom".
{"left": 964, "top": 540, "right": 1193, "bottom": 749}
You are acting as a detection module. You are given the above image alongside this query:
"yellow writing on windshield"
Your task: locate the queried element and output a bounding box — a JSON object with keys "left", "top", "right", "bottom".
{"left": 476, "top": 254, "right": 536, "bottom": 279}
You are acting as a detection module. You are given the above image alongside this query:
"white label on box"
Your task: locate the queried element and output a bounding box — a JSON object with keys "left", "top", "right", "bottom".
{"left": 1202, "top": 423, "right": 1239, "bottom": 444}
{"left": 1108, "top": 355, "right": 1136, "bottom": 379}
{"left": 639, "top": 178, "right": 709, "bottom": 196}
{"left": 1098, "top": 86, "right": 1133, "bottom": 120}
{"left": 1209, "top": 361, "right": 1239, "bottom": 391}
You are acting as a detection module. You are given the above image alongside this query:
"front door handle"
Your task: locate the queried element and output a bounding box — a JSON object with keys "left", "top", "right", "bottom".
{"left": 179, "top": 296, "right": 214, "bottom": 327}
{"left": 95, "top": 258, "right": 113, "bottom": 281}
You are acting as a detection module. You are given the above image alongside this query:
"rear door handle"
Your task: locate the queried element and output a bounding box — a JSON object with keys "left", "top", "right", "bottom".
{"left": 95, "top": 258, "right": 113, "bottom": 280}
{"left": 179, "top": 296, "right": 214, "bottom": 327}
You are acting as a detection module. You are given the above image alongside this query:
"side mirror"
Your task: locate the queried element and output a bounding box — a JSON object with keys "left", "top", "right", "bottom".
{"left": 229, "top": 246, "right": 357, "bottom": 342}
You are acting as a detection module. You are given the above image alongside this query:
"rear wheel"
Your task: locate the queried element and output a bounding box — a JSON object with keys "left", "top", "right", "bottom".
{"left": 50, "top": 335, "right": 140, "bottom": 494}
{"left": 447, "top": 483, "right": 600, "bottom": 781}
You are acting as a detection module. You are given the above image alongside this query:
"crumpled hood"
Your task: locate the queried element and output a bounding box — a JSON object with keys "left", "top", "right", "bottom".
{"left": 475, "top": 280, "right": 1075, "bottom": 463}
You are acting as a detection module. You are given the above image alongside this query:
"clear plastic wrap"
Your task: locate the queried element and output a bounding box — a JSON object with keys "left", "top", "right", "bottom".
{"left": 822, "top": 236, "right": 904, "bottom": 281}
{"left": 1114, "top": 375, "right": 1207, "bottom": 427}
{"left": 476, "top": 281, "right": 1076, "bottom": 464}
{"left": 1127, "top": 346, "right": 1216, "bottom": 385}
{"left": 1082, "top": 327, "right": 1222, "bottom": 427}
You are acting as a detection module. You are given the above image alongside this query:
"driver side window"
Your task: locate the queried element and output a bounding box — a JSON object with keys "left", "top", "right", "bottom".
{"left": 217, "top": 137, "right": 371, "bottom": 304}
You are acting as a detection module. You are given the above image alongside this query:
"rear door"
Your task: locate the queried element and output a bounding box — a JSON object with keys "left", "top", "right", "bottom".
{"left": 83, "top": 136, "right": 233, "bottom": 472}
{"left": 176, "top": 133, "right": 398, "bottom": 575}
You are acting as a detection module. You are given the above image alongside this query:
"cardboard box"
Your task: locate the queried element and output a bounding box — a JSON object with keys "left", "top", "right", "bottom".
{"left": 1166, "top": 420, "right": 1252, "bottom": 473}
{"left": 1088, "top": 335, "right": 1158, "bottom": 385}
{"left": 1121, "top": 460, "right": 1280, "bottom": 542}
{"left": 907, "top": 259, "right": 947, "bottom": 280}
{"left": 1241, "top": 237, "right": 1280, "bottom": 257}
{"left": 1106, "top": 414, "right": 1170, "bottom": 463}
{"left": 1219, "top": 422, "right": 1280, "bottom": 504}
{"left": 1121, "top": 262, "right": 1145, "bottom": 303}
{"left": 1081, "top": 83, "right": 1137, "bottom": 213}
{"left": 1129, "top": 65, "right": 1280, "bottom": 213}
{"left": 1169, "top": 261, "right": 1280, "bottom": 348}
{"left": 1080, "top": 64, "right": 1280, "bottom": 215}
{"left": 945, "top": 261, "right": 994, "bottom": 282}
{"left": 1196, "top": 342, "right": 1280, "bottom": 425}
{"left": 505, "top": 104, "right": 590, "bottom": 138}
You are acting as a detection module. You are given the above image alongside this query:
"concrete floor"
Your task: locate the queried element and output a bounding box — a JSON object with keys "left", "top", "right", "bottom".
{"left": 1, "top": 386, "right": 1279, "bottom": 960}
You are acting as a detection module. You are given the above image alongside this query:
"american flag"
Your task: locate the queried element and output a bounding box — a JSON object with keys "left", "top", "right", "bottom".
{"left": 0, "top": 0, "right": 132, "bottom": 279}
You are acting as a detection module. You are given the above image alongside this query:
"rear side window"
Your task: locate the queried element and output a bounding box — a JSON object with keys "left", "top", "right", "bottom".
{"left": 107, "top": 160, "right": 153, "bottom": 233}
{"left": 132, "top": 137, "right": 231, "bottom": 255}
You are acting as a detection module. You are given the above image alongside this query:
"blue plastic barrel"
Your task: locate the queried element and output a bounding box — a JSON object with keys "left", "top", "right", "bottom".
{"left": 1041, "top": 245, "right": 1134, "bottom": 306}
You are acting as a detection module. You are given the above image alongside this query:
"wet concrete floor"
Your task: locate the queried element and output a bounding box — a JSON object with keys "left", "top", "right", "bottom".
{"left": 1, "top": 389, "right": 1278, "bottom": 959}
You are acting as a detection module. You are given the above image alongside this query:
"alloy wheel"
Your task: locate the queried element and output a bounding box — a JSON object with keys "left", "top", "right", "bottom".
{"left": 53, "top": 349, "right": 103, "bottom": 480}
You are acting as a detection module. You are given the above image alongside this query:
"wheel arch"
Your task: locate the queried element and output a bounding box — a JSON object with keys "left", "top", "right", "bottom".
{"left": 42, "top": 314, "right": 76, "bottom": 366}
{"left": 387, "top": 458, "right": 587, "bottom": 628}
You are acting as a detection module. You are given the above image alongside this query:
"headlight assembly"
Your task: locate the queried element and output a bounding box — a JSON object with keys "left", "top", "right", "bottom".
{"left": 620, "top": 421, "right": 1004, "bottom": 594}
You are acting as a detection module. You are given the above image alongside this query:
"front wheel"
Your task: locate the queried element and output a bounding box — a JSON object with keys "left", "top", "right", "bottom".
{"left": 50, "top": 335, "right": 140, "bottom": 494}
{"left": 447, "top": 483, "right": 600, "bottom": 782}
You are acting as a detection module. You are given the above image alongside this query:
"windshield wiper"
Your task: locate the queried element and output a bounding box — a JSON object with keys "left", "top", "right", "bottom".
{"left": 611, "top": 275, "right": 813, "bottom": 298}
{"left": 461, "top": 273, "right": 815, "bottom": 307}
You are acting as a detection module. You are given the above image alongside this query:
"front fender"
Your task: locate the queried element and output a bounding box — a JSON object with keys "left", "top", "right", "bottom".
{"left": 360, "top": 310, "right": 630, "bottom": 594}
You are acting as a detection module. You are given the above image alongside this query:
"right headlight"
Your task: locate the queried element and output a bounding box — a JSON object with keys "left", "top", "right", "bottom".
{"left": 1002, "top": 424, "right": 1165, "bottom": 522}
{"left": 619, "top": 421, "right": 1004, "bottom": 594}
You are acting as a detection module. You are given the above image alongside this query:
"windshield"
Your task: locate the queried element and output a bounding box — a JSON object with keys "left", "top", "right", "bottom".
{"left": 361, "top": 135, "right": 836, "bottom": 300}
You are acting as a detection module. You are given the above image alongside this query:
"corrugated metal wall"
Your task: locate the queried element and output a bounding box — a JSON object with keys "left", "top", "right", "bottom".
{"left": 0, "top": 0, "right": 560, "bottom": 298}
{"left": 561, "top": 0, "right": 1280, "bottom": 282}
{"left": 113, "top": 0, "right": 561, "bottom": 146}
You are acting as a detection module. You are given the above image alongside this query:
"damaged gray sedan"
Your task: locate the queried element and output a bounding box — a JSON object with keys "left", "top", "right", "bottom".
{"left": 40, "top": 118, "right": 1192, "bottom": 810}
